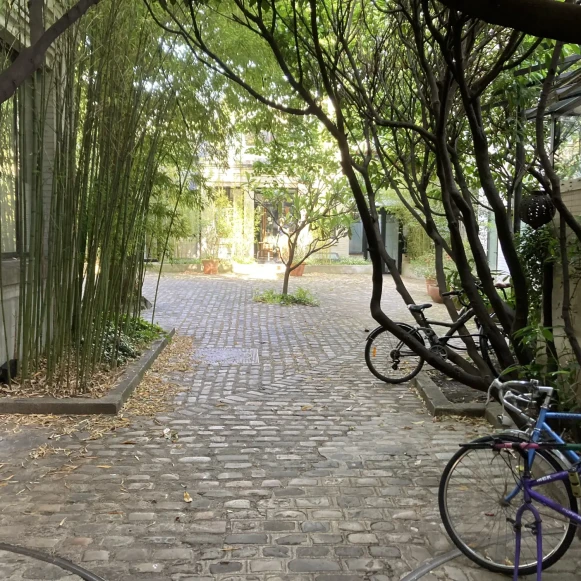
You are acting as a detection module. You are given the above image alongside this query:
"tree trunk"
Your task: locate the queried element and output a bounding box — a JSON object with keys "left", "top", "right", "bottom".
{"left": 282, "top": 240, "right": 295, "bottom": 296}
{"left": 437, "top": 0, "right": 581, "bottom": 45}
{"left": 282, "top": 266, "right": 291, "bottom": 296}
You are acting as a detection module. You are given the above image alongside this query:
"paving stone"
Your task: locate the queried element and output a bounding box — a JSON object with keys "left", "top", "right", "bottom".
{"left": 224, "top": 499, "right": 252, "bottom": 509}
{"left": 187, "top": 521, "right": 227, "bottom": 534}
{"left": 153, "top": 548, "right": 195, "bottom": 560}
{"left": 347, "top": 533, "right": 378, "bottom": 544}
{"left": 297, "top": 546, "right": 330, "bottom": 557}
{"left": 275, "top": 534, "right": 308, "bottom": 545}
{"left": 116, "top": 548, "right": 150, "bottom": 561}
{"left": 299, "top": 521, "right": 328, "bottom": 534}
{"left": 225, "top": 534, "right": 268, "bottom": 545}
{"left": 209, "top": 561, "right": 243, "bottom": 574}
{"left": 22, "top": 565, "right": 70, "bottom": 580}
{"left": 264, "top": 521, "right": 296, "bottom": 531}
{"left": 288, "top": 559, "right": 341, "bottom": 572}
{"left": 263, "top": 546, "right": 290, "bottom": 557}
{"left": 132, "top": 563, "right": 165, "bottom": 573}
{"left": 370, "top": 546, "right": 401, "bottom": 558}
{"left": 250, "top": 560, "right": 284, "bottom": 572}
{"left": 345, "top": 558, "right": 386, "bottom": 571}
{"left": 83, "top": 550, "right": 110, "bottom": 562}
{"left": 315, "top": 576, "right": 366, "bottom": 581}
{"left": 2, "top": 273, "right": 580, "bottom": 581}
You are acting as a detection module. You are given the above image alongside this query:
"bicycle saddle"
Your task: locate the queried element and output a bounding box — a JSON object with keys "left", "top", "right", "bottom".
{"left": 408, "top": 303, "right": 432, "bottom": 312}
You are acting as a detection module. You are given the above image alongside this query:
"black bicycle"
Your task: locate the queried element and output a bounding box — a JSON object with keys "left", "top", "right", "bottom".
{"left": 365, "top": 283, "right": 510, "bottom": 383}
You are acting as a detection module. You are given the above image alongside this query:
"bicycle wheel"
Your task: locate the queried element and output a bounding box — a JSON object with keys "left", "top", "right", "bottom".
{"left": 365, "top": 323, "right": 425, "bottom": 384}
{"left": 439, "top": 435, "right": 577, "bottom": 575}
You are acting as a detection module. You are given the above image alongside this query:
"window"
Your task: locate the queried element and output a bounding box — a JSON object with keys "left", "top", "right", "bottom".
{"left": 0, "top": 52, "right": 17, "bottom": 257}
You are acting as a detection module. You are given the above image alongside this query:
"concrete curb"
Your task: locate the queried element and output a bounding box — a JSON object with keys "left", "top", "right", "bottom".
{"left": 0, "top": 328, "right": 176, "bottom": 416}
{"left": 412, "top": 371, "right": 505, "bottom": 428}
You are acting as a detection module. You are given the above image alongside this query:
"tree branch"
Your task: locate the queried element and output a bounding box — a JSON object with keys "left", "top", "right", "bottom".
{"left": 0, "top": 0, "right": 101, "bottom": 105}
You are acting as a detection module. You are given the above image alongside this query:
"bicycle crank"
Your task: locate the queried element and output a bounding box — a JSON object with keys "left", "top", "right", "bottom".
{"left": 429, "top": 345, "right": 447, "bottom": 360}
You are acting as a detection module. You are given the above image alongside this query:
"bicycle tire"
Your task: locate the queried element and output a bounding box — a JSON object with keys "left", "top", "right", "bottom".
{"left": 365, "top": 323, "right": 425, "bottom": 384}
{"left": 439, "top": 434, "right": 577, "bottom": 576}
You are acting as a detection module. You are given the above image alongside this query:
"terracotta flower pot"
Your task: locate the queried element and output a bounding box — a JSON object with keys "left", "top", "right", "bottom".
{"left": 428, "top": 284, "right": 444, "bottom": 304}
{"left": 425, "top": 277, "right": 437, "bottom": 292}
{"left": 290, "top": 263, "right": 305, "bottom": 277}
{"left": 202, "top": 259, "right": 220, "bottom": 275}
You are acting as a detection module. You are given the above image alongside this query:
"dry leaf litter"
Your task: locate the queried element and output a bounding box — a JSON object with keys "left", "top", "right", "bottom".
{"left": 0, "top": 335, "right": 195, "bottom": 458}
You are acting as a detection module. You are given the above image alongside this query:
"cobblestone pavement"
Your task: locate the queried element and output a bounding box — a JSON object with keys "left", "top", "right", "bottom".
{"left": 0, "top": 272, "right": 579, "bottom": 580}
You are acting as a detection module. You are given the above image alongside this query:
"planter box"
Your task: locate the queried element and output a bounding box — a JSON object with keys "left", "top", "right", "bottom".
{"left": 290, "top": 263, "right": 305, "bottom": 277}
{"left": 0, "top": 329, "right": 175, "bottom": 415}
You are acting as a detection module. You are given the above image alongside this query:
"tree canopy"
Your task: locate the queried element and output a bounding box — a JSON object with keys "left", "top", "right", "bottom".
{"left": 142, "top": 0, "right": 581, "bottom": 395}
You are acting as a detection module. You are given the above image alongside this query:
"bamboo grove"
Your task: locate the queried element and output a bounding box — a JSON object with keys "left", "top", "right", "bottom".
{"left": 0, "top": 0, "right": 229, "bottom": 393}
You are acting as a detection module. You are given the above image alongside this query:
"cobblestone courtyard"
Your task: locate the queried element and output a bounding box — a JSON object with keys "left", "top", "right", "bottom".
{"left": 0, "top": 272, "right": 579, "bottom": 580}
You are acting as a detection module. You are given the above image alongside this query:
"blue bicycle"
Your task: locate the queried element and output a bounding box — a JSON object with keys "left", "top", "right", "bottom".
{"left": 439, "top": 379, "right": 581, "bottom": 575}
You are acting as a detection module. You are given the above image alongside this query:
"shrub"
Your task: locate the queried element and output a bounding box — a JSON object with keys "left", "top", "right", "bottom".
{"left": 254, "top": 287, "right": 319, "bottom": 306}
{"left": 101, "top": 317, "right": 165, "bottom": 366}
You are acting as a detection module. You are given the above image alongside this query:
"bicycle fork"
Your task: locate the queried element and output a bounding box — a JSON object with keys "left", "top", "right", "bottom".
{"left": 512, "top": 501, "right": 543, "bottom": 581}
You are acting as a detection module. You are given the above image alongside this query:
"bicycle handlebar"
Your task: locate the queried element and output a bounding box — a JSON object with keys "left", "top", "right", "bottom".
{"left": 487, "top": 379, "right": 554, "bottom": 428}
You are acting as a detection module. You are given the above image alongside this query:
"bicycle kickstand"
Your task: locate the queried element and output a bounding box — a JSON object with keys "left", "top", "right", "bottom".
{"left": 512, "top": 502, "right": 543, "bottom": 581}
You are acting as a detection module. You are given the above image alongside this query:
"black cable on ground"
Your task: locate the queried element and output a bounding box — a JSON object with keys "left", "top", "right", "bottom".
{"left": 400, "top": 549, "right": 461, "bottom": 581}
{"left": 0, "top": 542, "right": 106, "bottom": 581}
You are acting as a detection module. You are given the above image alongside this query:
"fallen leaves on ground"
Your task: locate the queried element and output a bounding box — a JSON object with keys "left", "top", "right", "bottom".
{"left": 0, "top": 358, "right": 128, "bottom": 400}
{"left": 0, "top": 335, "right": 196, "bottom": 445}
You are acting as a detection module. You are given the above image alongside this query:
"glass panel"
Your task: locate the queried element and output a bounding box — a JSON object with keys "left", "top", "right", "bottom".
{"left": 0, "top": 87, "right": 17, "bottom": 254}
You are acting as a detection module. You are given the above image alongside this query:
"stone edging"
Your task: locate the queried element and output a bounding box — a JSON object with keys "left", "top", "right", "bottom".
{"left": 413, "top": 371, "right": 506, "bottom": 428}
{"left": 0, "top": 328, "right": 176, "bottom": 416}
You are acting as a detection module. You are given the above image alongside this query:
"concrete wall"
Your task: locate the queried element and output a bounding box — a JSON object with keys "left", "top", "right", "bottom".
{"left": 552, "top": 178, "right": 581, "bottom": 374}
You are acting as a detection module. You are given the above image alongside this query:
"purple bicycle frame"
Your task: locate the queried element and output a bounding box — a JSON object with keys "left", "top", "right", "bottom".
{"left": 515, "top": 469, "right": 581, "bottom": 581}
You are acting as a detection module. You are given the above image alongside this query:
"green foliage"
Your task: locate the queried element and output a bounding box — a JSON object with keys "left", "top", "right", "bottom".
{"left": 305, "top": 256, "right": 369, "bottom": 265}
{"left": 201, "top": 192, "right": 234, "bottom": 258}
{"left": 515, "top": 225, "right": 557, "bottom": 323}
{"left": 0, "top": 0, "right": 241, "bottom": 393}
{"left": 232, "top": 256, "right": 256, "bottom": 264}
{"left": 254, "top": 288, "right": 319, "bottom": 306}
{"left": 505, "top": 324, "right": 580, "bottom": 411}
{"left": 101, "top": 318, "right": 165, "bottom": 367}
{"left": 251, "top": 116, "right": 356, "bottom": 271}
{"left": 405, "top": 224, "right": 434, "bottom": 260}
{"left": 409, "top": 252, "right": 437, "bottom": 279}
{"left": 168, "top": 258, "right": 202, "bottom": 265}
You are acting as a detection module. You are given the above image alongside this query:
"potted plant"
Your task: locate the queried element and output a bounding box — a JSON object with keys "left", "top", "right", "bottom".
{"left": 289, "top": 246, "right": 308, "bottom": 277}
{"left": 410, "top": 252, "right": 443, "bottom": 303}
